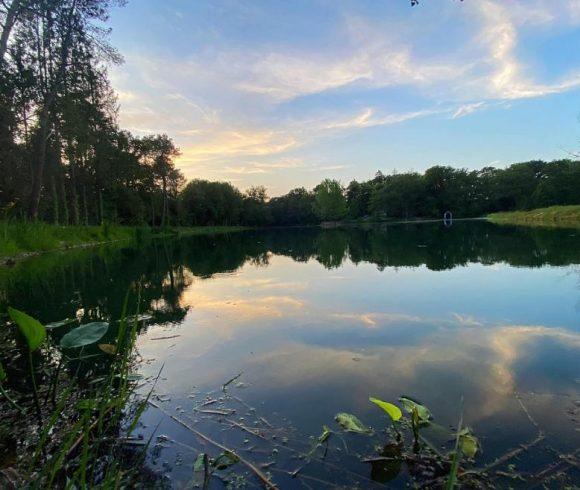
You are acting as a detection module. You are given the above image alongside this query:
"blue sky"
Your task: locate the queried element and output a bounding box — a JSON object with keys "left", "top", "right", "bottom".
{"left": 108, "top": 0, "right": 580, "bottom": 195}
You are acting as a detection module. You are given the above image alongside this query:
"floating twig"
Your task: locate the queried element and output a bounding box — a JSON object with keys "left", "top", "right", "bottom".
{"left": 148, "top": 399, "right": 277, "bottom": 489}
{"left": 222, "top": 371, "right": 243, "bottom": 392}
{"left": 150, "top": 335, "right": 181, "bottom": 341}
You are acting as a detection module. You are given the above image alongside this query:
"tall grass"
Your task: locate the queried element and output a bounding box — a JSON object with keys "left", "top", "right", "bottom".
{"left": 0, "top": 220, "right": 248, "bottom": 258}
{"left": 487, "top": 205, "right": 580, "bottom": 229}
{"left": 1, "top": 295, "right": 155, "bottom": 487}
{"left": 0, "top": 220, "right": 136, "bottom": 257}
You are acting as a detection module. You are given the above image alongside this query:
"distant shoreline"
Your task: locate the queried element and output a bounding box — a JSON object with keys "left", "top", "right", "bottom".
{"left": 487, "top": 205, "right": 580, "bottom": 229}
{"left": 4, "top": 206, "right": 579, "bottom": 265}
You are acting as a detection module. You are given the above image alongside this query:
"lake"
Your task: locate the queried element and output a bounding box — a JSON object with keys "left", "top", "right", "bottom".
{"left": 3, "top": 221, "right": 579, "bottom": 488}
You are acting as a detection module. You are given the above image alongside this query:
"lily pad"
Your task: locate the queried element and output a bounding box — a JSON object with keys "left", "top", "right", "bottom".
{"left": 369, "top": 397, "right": 402, "bottom": 422}
{"left": 60, "top": 322, "right": 109, "bottom": 349}
{"left": 335, "top": 412, "right": 374, "bottom": 435}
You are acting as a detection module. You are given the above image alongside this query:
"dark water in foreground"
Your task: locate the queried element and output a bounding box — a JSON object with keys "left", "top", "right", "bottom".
{"left": 3, "top": 222, "right": 580, "bottom": 487}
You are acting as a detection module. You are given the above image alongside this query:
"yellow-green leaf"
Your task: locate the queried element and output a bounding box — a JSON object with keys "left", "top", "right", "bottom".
{"left": 458, "top": 428, "right": 479, "bottom": 459}
{"left": 369, "top": 397, "right": 402, "bottom": 422}
{"left": 335, "top": 412, "right": 374, "bottom": 435}
{"left": 98, "top": 343, "right": 117, "bottom": 355}
{"left": 399, "top": 396, "right": 432, "bottom": 422}
{"left": 8, "top": 307, "right": 46, "bottom": 351}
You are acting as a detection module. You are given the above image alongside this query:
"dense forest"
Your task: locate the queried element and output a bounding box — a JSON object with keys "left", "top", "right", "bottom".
{"left": 1, "top": 1, "right": 579, "bottom": 229}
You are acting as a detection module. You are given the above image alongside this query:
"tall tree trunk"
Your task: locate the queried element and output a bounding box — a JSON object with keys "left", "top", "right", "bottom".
{"left": 28, "top": 112, "right": 50, "bottom": 219}
{"left": 161, "top": 176, "right": 167, "bottom": 228}
{"left": 0, "top": 0, "right": 24, "bottom": 61}
{"left": 98, "top": 189, "right": 104, "bottom": 225}
{"left": 28, "top": 1, "right": 77, "bottom": 219}
{"left": 60, "top": 177, "right": 69, "bottom": 225}
{"left": 68, "top": 151, "right": 80, "bottom": 225}
{"left": 82, "top": 185, "right": 88, "bottom": 225}
{"left": 51, "top": 176, "right": 58, "bottom": 224}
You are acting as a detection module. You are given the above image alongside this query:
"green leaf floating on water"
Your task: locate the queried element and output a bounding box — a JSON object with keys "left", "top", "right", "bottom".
{"left": 399, "top": 396, "right": 432, "bottom": 422}
{"left": 458, "top": 428, "right": 479, "bottom": 459}
{"left": 212, "top": 451, "right": 240, "bottom": 470}
{"left": 60, "top": 322, "right": 109, "bottom": 349}
{"left": 194, "top": 453, "right": 208, "bottom": 472}
{"left": 369, "top": 397, "right": 402, "bottom": 422}
{"left": 319, "top": 425, "right": 332, "bottom": 444}
{"left": 8, "top": 307, "right": 46, "bottom": 351}
{"left": 335, "top": 412, "right": 374, "bottom": 435}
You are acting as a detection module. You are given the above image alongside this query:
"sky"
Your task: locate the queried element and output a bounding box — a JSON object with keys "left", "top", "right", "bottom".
{"left": 108, "top": 0, "right": 580, "bottom": 195}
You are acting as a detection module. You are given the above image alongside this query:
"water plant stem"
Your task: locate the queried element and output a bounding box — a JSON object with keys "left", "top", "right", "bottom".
{"left": 28, "top": 350, "right": 42, "bottom": 426}
{"left": 0, "top": 384, "right": 24, "bottom": 412}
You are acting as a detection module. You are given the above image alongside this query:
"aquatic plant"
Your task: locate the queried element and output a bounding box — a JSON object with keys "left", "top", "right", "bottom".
{"left": 0, "top": 361, "right": 23, "bottom": 412}
{"left": 8, "top": 307, "right": 46, "bottom": 425}
{"left": 0, "top": 296, "right": 153, "bottom": 487}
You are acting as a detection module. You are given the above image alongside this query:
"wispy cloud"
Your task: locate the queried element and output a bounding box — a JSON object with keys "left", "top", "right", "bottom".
{"left": 473, "top": 0, "right": 580, "bottom": 100}
{"left": 452, "top": 102, "right": 486, "bottom": 119}
{"left": 110, "top": 0, "right": 580, "bottom": 191}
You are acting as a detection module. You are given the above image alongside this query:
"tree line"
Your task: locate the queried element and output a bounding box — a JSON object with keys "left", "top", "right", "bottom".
{"left": 179, "top": 159, "right": 580, "bottom": 227}
{"left": 1, "top": 2, "right": 579, "bottom": 229}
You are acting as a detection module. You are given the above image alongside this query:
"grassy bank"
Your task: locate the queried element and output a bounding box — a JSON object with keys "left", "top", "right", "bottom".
{"left": 487, "top": 205, "right": 580, "bottom": 229}
{"left": 0, "top": 222, "right": 248, "bottom": 259}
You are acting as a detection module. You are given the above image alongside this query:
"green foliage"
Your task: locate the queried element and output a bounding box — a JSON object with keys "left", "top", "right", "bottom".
{"left": 314, "top": 179, "right": 347, "bottom": 221}
{"left": 59, "top": 322, "right": 109, "bottom": 349}
{"left": 8, "top": 307, "right": 46, "bottom": 351}
{"left": 369, "top": 397, "right": 402, "bottom": 421}
{"left": 458, "top": 428, "right": 479, "bottom": 459}
{"left": 488, "top": 205, "right": 580, "bottom": 229}
{"left": 212, "top": 451, "right": 240, "bottom": 470}
{"left": 335, "top": 412, "right": 374, "bottom": 434}
{"left": 0, "top": 221, "right": 137, "bottom": 257}
{"left": 269, "top": 187, "right": 317, "bottom": 225}
{"left": 399, "top": 396, "right": 432, "bottom": 422}
{"left": 179, "top": 179, "right": 244, "bottom": 226}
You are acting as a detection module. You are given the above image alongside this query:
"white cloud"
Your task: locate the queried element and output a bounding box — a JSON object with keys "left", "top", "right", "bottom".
{"left": 452, "top": 102, "right": 486, "bottom": 119}
{"left": 473, "top": 0, "right": 580, "bottom": 100}
{"left": 109, "top": 0, "right": 580, "bottom": 190}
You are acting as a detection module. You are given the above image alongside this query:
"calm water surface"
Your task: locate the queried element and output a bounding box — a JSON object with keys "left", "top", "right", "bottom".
{"left": 4, "top": 222, "right": 580, "bottom": 488}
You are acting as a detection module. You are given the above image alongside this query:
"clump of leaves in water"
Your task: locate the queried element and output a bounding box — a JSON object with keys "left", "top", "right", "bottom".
{"left": 364, "top": 394, "right": 480, "bottom": 486}
{"left": 191, "top": 450, "right": 241, "bottom": 487}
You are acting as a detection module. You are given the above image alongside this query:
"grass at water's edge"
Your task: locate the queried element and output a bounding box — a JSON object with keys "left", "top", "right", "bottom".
{"left": 0, "top": 222, "right": 249, "bottom": 260}
{"left": 487, "top": 205, "right": 580, "bottom": 229}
